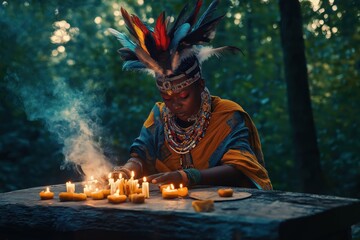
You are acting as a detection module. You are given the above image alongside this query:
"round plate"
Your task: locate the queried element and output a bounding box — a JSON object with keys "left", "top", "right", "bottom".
{"left": 189, "top": 190, "right": 252, "bottom": 202}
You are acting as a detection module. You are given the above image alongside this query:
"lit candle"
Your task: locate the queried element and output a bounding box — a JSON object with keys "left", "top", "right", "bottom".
{"left": 162, "top": 184, "right": 179, "bottom": 199}
{"left": 119, "top": 178, "right": 125, "bottom": 195}
{"left": 86, "top": 176, "right": 95, "bottom": 192}
{"left": 135, "top": 182, "right": 142, "bottom": 193}
{"left": 91, "top": 188, "right": 105, "bottom": 200}
{"left": 127, "top": 171, "right": 136, "bottom": 194}
{"left": 39, "top": 187, "right": 54, "bottom": 200}
{"left": 159, "top": 184, "right": 172, "bottom": 193}
{"left": 107, "top": 189, "right": 127, "bottom": 204}
{"left": 109, "top": 178, "right": 116, "bottom": 195}
{"left": 83, "top": 185, "right": 91, "bottom": 197}
{"left": 66, "top": 181, "right": 75, "bottom": 193}
{"left": 177, "top": 184, "right": 188, "bottom": 198}
{"left": 142, "top": 177, "right": 150, "bottom": 198}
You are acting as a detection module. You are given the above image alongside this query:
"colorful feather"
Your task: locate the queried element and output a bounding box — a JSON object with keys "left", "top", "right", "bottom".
{"left": 169, "top": 23, "right": 190, "bottom": 53}
{"left": 132, "top": 23, "right": 149, "bottom": 54}
{"left": 111, "top": 1, "right": 242, "bottom": 77}
{"left": 193, "top": 0, "right": 219, "bottom": 30}
{"left": 182, "top": 14, "right": 225, "bottom": 45}
{"left": 185, "top": 0, "right": 203, "bottom": 27}
{"left": 197, "top": 46, "right": 243, "bottom": 63}
{"left": 167, "top": 2, "right": 190, "bottom": 37}
{"left": 154, "top": 12, "right": 170, "bottom": 51}
{"left": 120, "top": 7, "right": 137, "bottom": 38}
{"left": 123, "top": 60, "right": 146, "bottom": 70}
{"left": 117, "top": 48, "right": 138, "bottom": 61}
{"left": 108, "top": 28, "right": 136, "bottom": 51}
{"left": 134, "top": 47, "right": 164, "bottom": 75}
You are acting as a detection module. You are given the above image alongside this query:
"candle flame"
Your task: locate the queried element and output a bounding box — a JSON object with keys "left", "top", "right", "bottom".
{"left": 46, "top": 187, "right": 50, "bottom": 192}
{"left": 143, "top": 176, "right": 147, "bottom": 182}
{"left": 108, "top": 172, "right": 112, "bottom": 179}
{"left": 170, "top": 184, "right": 175, "bottom": 190}
{"left": 120, "top": 173, "right": 122, "bottom": 179}
{"left": 180, "top": 184, "right": 183, "bottom": 189}
{"left": 131, "top": 171, "right": 135, "bottom": 178}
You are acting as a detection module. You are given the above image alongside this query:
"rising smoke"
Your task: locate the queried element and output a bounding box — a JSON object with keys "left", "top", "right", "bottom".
{"left": 6, "top": 73, "right": 112, "bottom": 180}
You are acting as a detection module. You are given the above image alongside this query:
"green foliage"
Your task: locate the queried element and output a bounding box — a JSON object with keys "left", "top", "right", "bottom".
{"left": 0, "top": 0, "right": 359, "bottom": 197}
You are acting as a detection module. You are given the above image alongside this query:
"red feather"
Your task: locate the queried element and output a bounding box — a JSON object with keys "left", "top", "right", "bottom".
{"left": 131, "top": 15, "right": 150, "bottom": 36}
{"left": 120, "top": 7, "right": 137, "bottom": 38}
{"left": 187, "top": 0, "right": 203, "bottom": 26}
{"left": 154, "top": 12, "right": 170, "bottom": 51}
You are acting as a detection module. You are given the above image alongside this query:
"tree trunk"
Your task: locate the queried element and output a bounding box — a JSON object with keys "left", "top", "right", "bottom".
{"left": 278, "top": 0, "right": 325, "bottom": 193}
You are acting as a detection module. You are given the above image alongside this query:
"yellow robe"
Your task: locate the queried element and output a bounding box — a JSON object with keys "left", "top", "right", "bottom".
{"left": 131, "top": 96, "right": 272, "bottom": 190}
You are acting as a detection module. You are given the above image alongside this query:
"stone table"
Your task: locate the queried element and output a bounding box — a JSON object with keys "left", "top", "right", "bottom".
{"left": 0, "top": 183, "right": 359, "bottom": 240}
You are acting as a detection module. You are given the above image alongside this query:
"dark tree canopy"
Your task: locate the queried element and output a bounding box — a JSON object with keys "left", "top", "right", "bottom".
{"left": 0, "top": 0, "right": 359, "bottom": 198}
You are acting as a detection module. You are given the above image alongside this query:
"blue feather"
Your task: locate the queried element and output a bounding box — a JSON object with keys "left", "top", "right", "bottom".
{"left": 169, "top": 23, "right": 190, "bottom": 53}
{"left": 122, "top": 60, "right": 146, "bottom": 71}
{"left": 108, "top": 28, "right": 136, "bottom": 52}
{"left": 193, "top": 0, "right": 219, "bottom": 30}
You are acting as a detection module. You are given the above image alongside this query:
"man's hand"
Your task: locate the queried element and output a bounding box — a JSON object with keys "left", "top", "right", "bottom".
{"left": 147, "top": 171, "right": 183, "bottom": 187}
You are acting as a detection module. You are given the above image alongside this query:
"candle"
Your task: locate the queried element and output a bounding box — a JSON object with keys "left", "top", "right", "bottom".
{"left": 162, "top": 184, "right": 179, "bottom": 199}
{"left": 109, "top": 178, "right": 116, "bottom": 195}
{"left": 91, "top": 188, "right": 105, "bottom": 200}
{"left": 127, "top": 171, "right": 137, "bottom": 195}
{"left": 89, "top": 176, "right": 95, "bottom": 189}
{"left": 159, "top": 184, "right": 172, "bottom": 193}
{"left": 119, "top": 178, "right": 125, "bottom": 195}
{"left": 124, "top": 181, "right": 131, "bottom": 196}
{"left": 107, "top": 190, "right": 127, "bottom": 204}
{"left": 66, "top": 181, "right": 75, "bottom": 193}
{"left": 135, "top": 183, "right": 142, "bottom": 194}
{"left": 177, "top": 184, "right": 188, "bottom": 198}
{"left": 102, "top": 189, "right": 111, "bottom": 197}
{"left": 83, "top": 185, "right": 92, "bottom": 197}
{"left": 72, "top": 193, "right": 87, "bottom": 201}
{"left": 129, "top": 193, "right": 145, "bottom": 203}
{"left": 217, "top": 188, "right": 234, "bottom": 197}
{"left": 39, "top": 187, "right": 54, "bottom": 200}
{"left": 142, "top": 177, "right": 150, "bottom": 198}
{"left": 59, "top": 192, "right": 87, "bottom": 201}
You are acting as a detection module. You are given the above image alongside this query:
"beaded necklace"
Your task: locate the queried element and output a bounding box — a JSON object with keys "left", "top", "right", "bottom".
{"left": 163, "top": 88, "right": 212, "bottom": 155}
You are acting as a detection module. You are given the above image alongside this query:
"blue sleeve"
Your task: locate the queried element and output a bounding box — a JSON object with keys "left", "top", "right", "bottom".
{"left": 129, "top": 104, "right": 165, "bottom": 164}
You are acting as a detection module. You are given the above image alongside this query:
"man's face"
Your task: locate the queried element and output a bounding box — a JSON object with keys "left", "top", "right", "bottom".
{"left": 160, "top": 80, "right": 204, "bottom": 122}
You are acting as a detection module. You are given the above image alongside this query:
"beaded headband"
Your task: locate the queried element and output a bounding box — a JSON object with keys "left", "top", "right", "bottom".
{"left": 156, "top": 59, "right": 201, "bottom": 94}
{"left": 109, "top": 0, "right": 242, "bottom": 94}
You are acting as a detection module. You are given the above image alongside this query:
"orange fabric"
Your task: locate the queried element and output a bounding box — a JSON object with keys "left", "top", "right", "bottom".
{"left": 222, "top": 149, "right": 272, "bottom": 190}
{"left": 144, "top": 97, "right": 272, "bottom": 190}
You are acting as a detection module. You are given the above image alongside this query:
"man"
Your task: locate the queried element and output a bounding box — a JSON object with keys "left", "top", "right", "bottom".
{"left": 109, "top": 0, "right": 272, "bottom": 190}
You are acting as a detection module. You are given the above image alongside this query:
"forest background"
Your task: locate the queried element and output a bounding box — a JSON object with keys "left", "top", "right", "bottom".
{"left": 0, "top": 0, "right": 359, "bottom": 198}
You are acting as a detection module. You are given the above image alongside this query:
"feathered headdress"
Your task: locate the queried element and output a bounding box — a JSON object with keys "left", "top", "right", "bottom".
{"left": 109, "top": 0, "right": 241, "bottom": 94}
